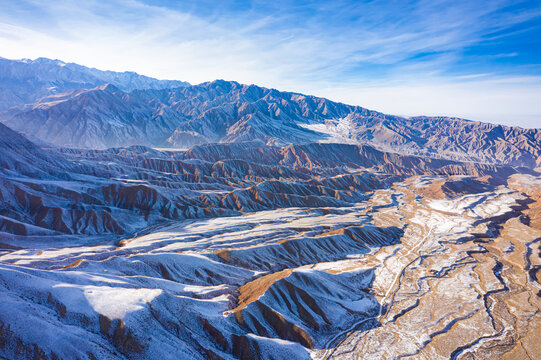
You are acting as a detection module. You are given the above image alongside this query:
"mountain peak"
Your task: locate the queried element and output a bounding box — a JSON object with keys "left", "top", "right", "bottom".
{"left": 0, "top": 56, "right": 189, "bottom": 112}
{"left": 94, "top": 83, "right": 121, "bottom": 93}
{"left": 33, "top": 57, "right": 67, "bottom": 66}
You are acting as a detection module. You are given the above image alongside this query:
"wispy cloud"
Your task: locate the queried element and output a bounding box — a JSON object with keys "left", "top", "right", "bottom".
{"left": 0, "top": 0, "right": 540, "bottom": 127}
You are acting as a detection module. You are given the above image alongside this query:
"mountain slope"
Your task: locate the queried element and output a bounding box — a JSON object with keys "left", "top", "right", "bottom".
{"left": 2, "top": 84, "right": 186, "bottom": 148}
{"left": 305, "top": 113, "right": 541, "bottom": 167}
{"left": 1, "top": 169, "right": 540, "bottom": 360}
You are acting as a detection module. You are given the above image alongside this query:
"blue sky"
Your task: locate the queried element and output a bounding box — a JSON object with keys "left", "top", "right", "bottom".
{"left": 1, "top": 0, "right": 540, "bottom": 127}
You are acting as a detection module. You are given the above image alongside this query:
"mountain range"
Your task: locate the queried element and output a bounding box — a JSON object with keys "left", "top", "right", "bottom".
{"left": 0, "top": 57, "right": 539, "bottom": 167}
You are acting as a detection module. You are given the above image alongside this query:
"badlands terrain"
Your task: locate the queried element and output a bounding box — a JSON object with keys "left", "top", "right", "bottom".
{"left": 0, "top": 57, "right": 541, "bottom": 359}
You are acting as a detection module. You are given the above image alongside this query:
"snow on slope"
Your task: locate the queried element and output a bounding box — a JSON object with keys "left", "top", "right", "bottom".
{"left": 298, "top": 117, "right": 358, "bottom": 144}
{"left": 4, "top": 122, "right": 525, "bottom": 243}
{"left": 1, "top": 175, "right": 538, "bottom": 359}
{"left": 0, "top": 56, "right": 188, "bottom": 111}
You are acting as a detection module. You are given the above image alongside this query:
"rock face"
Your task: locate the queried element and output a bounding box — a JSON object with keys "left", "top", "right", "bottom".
{"left": 1, "top": 57, "right": 539, "bottom": 166}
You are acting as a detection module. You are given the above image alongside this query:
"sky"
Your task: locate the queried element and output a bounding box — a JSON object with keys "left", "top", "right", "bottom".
{"left": 0, "top": 0, "right": 540, "bottom": 128}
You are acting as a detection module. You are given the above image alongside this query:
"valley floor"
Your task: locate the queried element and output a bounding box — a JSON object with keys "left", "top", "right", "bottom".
{"left": 1, "top": 174, "right": 541, "bottom": 359}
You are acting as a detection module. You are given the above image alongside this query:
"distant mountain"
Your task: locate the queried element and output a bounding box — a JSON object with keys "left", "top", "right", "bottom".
{"left": 1, "top": 79, "right": 345, "bottom": 149}
{"left": 0, "top": 57, "right": 188, "bottom": 110}
{"left": 2, "top": 83, "right": 186, "bottom": 149}
{"left": 0, "top": 57, "right": 539, "bottom": 167}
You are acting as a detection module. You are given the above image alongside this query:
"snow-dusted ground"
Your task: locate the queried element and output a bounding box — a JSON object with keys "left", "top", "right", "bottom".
{"left": 1, "top": 175, "right": 539, "bottom": 360}
{"left": 299, "top": 117, "right": 358, "bottom": 144}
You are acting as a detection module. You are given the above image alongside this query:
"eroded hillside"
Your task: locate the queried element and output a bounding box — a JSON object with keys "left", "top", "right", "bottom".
{"left": 1, "top": 124, "right": 540, "bottom": 359}
{"left": 1, "top": 171, "right": 540, "bottom": 359}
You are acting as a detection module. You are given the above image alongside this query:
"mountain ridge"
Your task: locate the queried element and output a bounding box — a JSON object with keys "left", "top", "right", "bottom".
{"left": 0, "top": 121, "right": 533, "bottom": 239}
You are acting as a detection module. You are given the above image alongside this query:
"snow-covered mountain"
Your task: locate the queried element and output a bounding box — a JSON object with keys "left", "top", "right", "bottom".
{"left": 0, "top": 58, "right": 539, "bottom": 167}
{"left": 0, "top": 57, "right": 188, "bottom": 111}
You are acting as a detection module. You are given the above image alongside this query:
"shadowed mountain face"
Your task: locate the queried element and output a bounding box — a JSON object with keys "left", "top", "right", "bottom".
{"left": 0, "top": 57, "right": 539, "bottom": 166}
{"left": 1, "top": 58, "right": 541, "bottom": 360}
